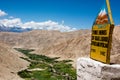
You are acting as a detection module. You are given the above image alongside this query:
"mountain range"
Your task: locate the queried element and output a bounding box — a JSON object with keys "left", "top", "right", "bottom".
{"left": 0, "top": 25, "right": 32, "bottom": 32}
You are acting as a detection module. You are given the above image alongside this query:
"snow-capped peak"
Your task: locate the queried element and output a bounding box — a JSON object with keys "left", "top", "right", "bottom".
{"left": 99, "top": 8, "right": 107, "bottom": 16}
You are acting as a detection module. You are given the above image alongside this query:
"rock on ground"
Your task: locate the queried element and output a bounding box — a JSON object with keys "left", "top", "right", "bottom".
{"left": 77, "top": 58, "right": 120, "bottom": 80}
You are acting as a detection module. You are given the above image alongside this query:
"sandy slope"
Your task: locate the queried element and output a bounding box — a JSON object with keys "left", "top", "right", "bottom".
{"left": 0, "top": 42, "right": 29, "bottom": 80}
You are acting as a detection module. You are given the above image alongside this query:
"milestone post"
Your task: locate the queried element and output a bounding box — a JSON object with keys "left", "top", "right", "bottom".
{"left": 77, "top": 1, "right": 120, "bottom": 80}
{"left": 90, "top": 0, "right": 114, "bottom": 64}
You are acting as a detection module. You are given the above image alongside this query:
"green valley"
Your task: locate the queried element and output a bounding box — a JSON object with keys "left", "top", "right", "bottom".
{"left": 15, "top": 48, "right": 76, "bottom": 80}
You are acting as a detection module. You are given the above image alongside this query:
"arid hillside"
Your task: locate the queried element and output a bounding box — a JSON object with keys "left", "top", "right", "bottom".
{"left": 111, "top": 26, "right": 120, "bottom": 64}
{"left": 0, "top": 42, "right": 29, "bottom": 80}
{"left": 0, "top": 26, "right": 120, "bottom": 65}
{"left": 0, "top": 30, "right": 90, "bottom": 59}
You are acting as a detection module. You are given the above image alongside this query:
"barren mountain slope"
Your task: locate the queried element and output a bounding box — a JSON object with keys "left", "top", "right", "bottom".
{"left": 0, "top": 30, "right": 90, "bottom": 49}
{"left": 111, "top": 26, "right": 120, "bottom": 64}
{"left": 0, "top": 26, "right": 120, "bottom": 64}
{"left": 0, "top": 42, "right": 29, "bottom": 80}
{"left": 44, "top": 26, "right": 120, "bottom": 64}
{"left": 39, "top": 33, "right": 91, "bottom": 60}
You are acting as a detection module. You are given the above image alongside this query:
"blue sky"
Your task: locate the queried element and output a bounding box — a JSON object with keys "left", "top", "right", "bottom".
{"left": 0, "top": 0, "right": 120, "bottom": 31}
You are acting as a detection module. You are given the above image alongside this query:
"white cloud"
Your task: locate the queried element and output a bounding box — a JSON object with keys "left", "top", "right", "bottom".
{"left": 0, "top": 18, "right": 22, "bottom": 27}
{"left": 0, "top": 18, "right": 77, "bottom": 32}
{"left": 0, "top": 10, "right": 76, "bottom": 32}
{"left": 0, "top": 10, "right": 7, "bottom": 17}
{"left": 21, "top": 20, "right": 77, "bottom": 32}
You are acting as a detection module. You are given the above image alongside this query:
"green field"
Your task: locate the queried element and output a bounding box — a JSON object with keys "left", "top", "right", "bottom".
{"left": 15, "top": 48, "right": 76, "bottom": 80}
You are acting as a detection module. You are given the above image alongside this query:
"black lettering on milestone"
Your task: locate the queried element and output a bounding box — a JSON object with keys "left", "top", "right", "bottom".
{"left": 99, "top": 30, "right": 107, "bottom": 35}
{"left": 92, "top": 36, "right": 94, "bottom": 40}
{"left": 101, "top": 37, "right": 108, "bottom": 42}
{"left": 95, "top": 36, "right": 100, "bottom": 41}
{"left": 92, "top": 30, "right": 98, "bottom": 35}
{"left": 91, "top": 49, "right": 96, "bottom": 52}
{"left": 100, "top": 51, "right": 105, "bottom": 56}
{"left": 91, "top": 41, "right": 108, "bottom": 48}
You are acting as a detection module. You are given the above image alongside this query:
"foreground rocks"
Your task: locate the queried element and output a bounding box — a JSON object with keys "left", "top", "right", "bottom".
{"left": 77, "top": 58, "right": 120, "bottom": 80}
